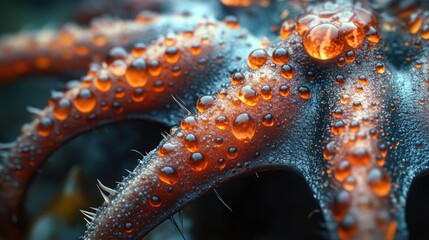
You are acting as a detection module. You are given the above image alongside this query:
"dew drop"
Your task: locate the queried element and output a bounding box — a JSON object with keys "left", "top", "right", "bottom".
{"left": 298, "top": 86, "right": 312, "bottom": 100}
{"left": 149, "top": 196, "right": 162, "bottom": 207}
{"left": 158, "top": 166, "right": 179, "bottom": 185}
{"left": 303, "top": 23, "right": 344, "bottom": 60}
{"left": 272, "top": 47, "right": 290, "bottom": 65}
{"left": 227, "top": 147, "right": 238, "bottom": 159}
{"left": 280, "top": 64, "right": 294, "bottom": 80}
{"left": 215, "top": 115, "right": 229, "bottom": 130}
{"left": 196, "top": 95, "right": 215, "bottom": 113}
{"left": 184, "top": 134, "right": 199, "bottom": 152}
{"left": 181, "top": 116, "right": 198, "bottom": 130}
{"left": 74, "top": 88, "right": 96, "bottom": 113}
{"left": 37, "top": 117, "right": 54, "bottom": 137}
{"left": 261, "top": 85, "right": 272, "bottom": 100}
{"left": 164, "top": 47, "right": 180, "bottom": 64}
{"left": 125, "top": 58, "right": 148, "bottom": 87}
{"left": 367, "top": 168, "right": 391, "bottom": 196}
{"left": 247, "top": 49, "right": 268, "bottom": 69}
{"left": 188, "top": 152, "right": 208, "bottom": 171}
{"left": 238, "top": 85, "right": 258, "bottom": 106}
{"left": 54, "top": 98, "right": 72, "bottom": 120}
{"left": 232, "top": 113, "right": 256, "bottom": 142}
{"left": 262, "top": 114, "right": 275, "bottom": 127}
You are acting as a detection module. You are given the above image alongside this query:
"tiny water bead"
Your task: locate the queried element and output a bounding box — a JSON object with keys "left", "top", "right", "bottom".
{"left": 247, "top": 49, "right": 268, "bottom": 69}
{"left": 280, "top": 64, "right": 294, "bottom": 79}
{"left": 37, "top": 117, "right": 54, "bottom": 137}
{"left": 238, "top": 85, "right": 258, "bottom": 106}
{"left": 53, "top": 98, "right": 72, "bottom": 120}
{"left": 272, "top": 47, "right": 290, "bottom": 65}
{"left": 123, "top": 223, "right": 134, "bottom": 234}
{"left": 188, "top": 152, "right": 208, "bottom": 171}
{"left": 231, "top": 113, "right": 256, "bottom": 142}
{"left": 125, "top": 58, "right": 148, "bottom": 87}
{"left": 262, "top": 114, "right": 275, "bottom": 127}
{"left": 231, "top": 72, "right": 245, "bottom": 85}
{"left": 215, "top": 115, "right": 229, "bottom": 130}
{"left": 184, "top": 134, "right": 199, "bottom": 152}
{"left": 298, "top": 86, "right": 312, "bottom": 100}
{"left": 196, "top": 95, "right": 215, "bottom": 112}
{"left": 181, "top": 116, "right": 198, "bottom": 130}
{"left": 74, "top": 88, "right": 97, "bottom": 113}
{"left": 149, "top": 196, "right": 162, "bottom": 208}
{"left": 158, "top": 143, "right": 176, "bottom": 157}
{"left": 164, "top": 47, "right": 180, "bottom": 64}
{"left": 367, "top": 168, "right": 391, "bottom": 196}
{"left": 95, "top": 72, "right": 112, "bottom": 92}
{"left": 158, "top": 166, "right": 179, "bottom": 185}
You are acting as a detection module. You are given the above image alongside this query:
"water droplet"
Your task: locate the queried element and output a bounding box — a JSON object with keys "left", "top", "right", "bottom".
{"left": 349, "top": 148, "right": 370, "bottom": 165}
{"left": 109, "top": 60, "right": 127, "bottom": 76}
{"left": 279, "top": 85, "right": 290, "bottom": 97}
{"left": 74, "top": 88, "right": 96, "bottom": 113}
{"left": 334, "top": 160, "right": 351, "bottom": 182}
{"left": 149, "top": 196, "right": 162, "bottom": 207}
{"left": 232, "top": 113, "right": 256, "bottom": 142}
{"left": 338, "top": 213, "right": 357, "bottom": 239}
{"left": 298, "top": 86, "right": 312, "bottom": 100}
{"left": 184, "top": 134, "right": 199, "bottom": 152}
{"left": 248, "top": 49, "right": 268, "bottom": 69}
{"left": 223, "top": 15, "right": 240, "bottom": 29}
{"left": 188, "top": 152, "right": 208, "bottom": 171}
{"left": 215, "top": 115, "right": 229, "bottom": 130}
{"left": 227, "top": 147, "right": 238, "bottom": 159}
{"left": 158, "top": 166, "right": 179, "bottom": 185}
{"left": 303, "top": 23, "right": 344, "bottom": 60}
{"left": 262, "top": 114, "right": 275, "bottom": 127}
{"left": 280, "top": 20, "right": 295, "bottom": 40}
{"left": 231, "top": 72, "right": 245, "bottom": 86}
{"left": 164, "top": 47, "right": 180, "bottom": 64}
{"left": 272, "top": 47, "right": 290, "bottom": 65}
{"left": 126, "top": 58, "right": 148, "bottom": 87}
{"left": 375, "top": 63, "right": 385, "bottom": 74}
{"left": 181, "top": 116, "right": 198, "bottom": 130}
{"left": 95, "top": 72, "right": 111, "bottom": 92}
{"left": 148, "top": 60, "right": 162, "bottom": 76}
{"left": 196, "top": 95, "right": 215, "bottom": 112}
{"left": 367, "top": 168, "right": 391, "bottom": 196}
{"left": 261, "top": 85, "right": 272, "bottom": 100}
{"left": 37, "top": 117, "right": 54, "bottom": 137}
{"left": 54, "top": 98, "right": 72, "bottom": 120}
{"left": 332, "top": 120, "right": 345, "bottom": 135}
{"left": 238, "top": 85, "right": 258, "bottom": 106}
{"left": 332, "top": 190, "right": 351, "bottom": 221}
{"left": 280, "top": 64, "right": 294, "bottom": 80}
{"left": 132, "top": 42, "right": 146, "bottom": 57}
{"left": 158, "top": 143, "right": 176, "bottom": 157}
{"left": 190, "top": 43, "right": 202, "bottom": 55}
{"left": 132, "top": 88, "right": 145, "bottom": 102}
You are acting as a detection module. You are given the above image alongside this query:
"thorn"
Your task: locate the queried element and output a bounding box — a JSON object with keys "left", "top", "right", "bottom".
{"left": 171, "top": 94, "right": 191, "bottom": 114}
{"left": 90, "top": 207, "right": 99, "bottom": 212}
{"left": 97, "top": 179, "right": 116, "bottom": 195}
{"left": 160, "top": 132, "right": 168, "bottom": 139}
{"left": 213, "top": 189, "right": 232, "bottom": 212}
{"left": 83, "top": 217, "right": 91, "bottom": 224}
{"left": 130, "top": 149, "right": 144, "bottom": 160}
{"left": 0, "top": 142, "right": 16, "bottom": 149}
{"left": 255, "top": 173, "right": 259, "bottom": 178}
{"left": 125, "top": 169, "right": 132, "bottom": 174}
{"left": 96, "top": 185, "right": 111, "bottom": 204}
{"left": 80, "top": 210, "right": 95, "bottom": 221}
{"left": 169, "top": 216, "right": 186, "bottom": 240}
{"left": 26, "top": 106, "right": 43, "bottom": 115}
